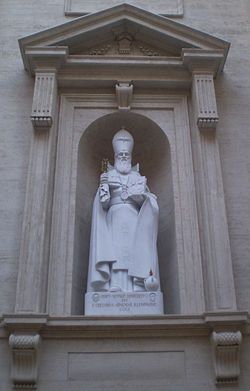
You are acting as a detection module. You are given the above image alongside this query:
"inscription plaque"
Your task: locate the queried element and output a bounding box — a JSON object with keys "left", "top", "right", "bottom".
{"left": 85, "top": 292, "right": 164, "bottom": 315}
{"left": 65, "top": 0, "right": 184, "bottom": 17}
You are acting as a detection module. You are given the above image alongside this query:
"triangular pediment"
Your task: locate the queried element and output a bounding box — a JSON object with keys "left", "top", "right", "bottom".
{"left": 19, "top": 3, "right": 229, "bottom": 72}
{"left": 73, "top": 34, "right": 177, "bottom": 57}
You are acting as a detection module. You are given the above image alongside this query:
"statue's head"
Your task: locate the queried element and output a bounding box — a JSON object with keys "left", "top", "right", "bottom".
{"left": 112, "top": 128, "right": 134, "bottom": 155}
{"left": 112, "top": 128, "right": 133, "bottom": 174}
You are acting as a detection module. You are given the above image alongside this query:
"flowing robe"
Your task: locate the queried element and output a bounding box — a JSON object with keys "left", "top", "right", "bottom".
{"left": 87, "top": 167, "right": 160, "bottom": 292}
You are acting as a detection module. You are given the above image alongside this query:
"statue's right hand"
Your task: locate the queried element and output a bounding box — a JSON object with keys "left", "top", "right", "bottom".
{"left": 99, "top": 183, "right": 110, "bottom": 206}
{"left": 100, "top": 172, "right": 108, "bottom": 184}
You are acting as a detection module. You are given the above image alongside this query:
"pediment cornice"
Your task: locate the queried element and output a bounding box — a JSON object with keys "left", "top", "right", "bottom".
{"left": 19, "top": 3, "right": 230, "bottom": 84}
{"left": 19, "top": 4, "right": 229, "bottom": 92}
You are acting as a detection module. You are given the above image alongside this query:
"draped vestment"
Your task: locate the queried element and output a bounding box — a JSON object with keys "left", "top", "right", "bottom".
{"left": 87, "top": 168, "right": 159, "bottom": 292}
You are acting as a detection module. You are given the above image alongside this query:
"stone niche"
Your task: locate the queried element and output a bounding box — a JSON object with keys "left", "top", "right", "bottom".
{"left": 74, "top": 111, "right": 177, "bottom": 314}
{"left": 33, "top": 91, "right": 206, "bottom": 318}
{"left": 6, "top": 5, "right": 246, "bottom": 389}
{"left": 15, "top": 3, "right": 237, "bottom": 319}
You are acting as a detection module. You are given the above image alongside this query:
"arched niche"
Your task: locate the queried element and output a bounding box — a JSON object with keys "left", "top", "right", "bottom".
{"left": 15, "top": 4, "right": 237, "bottom": 319}
{"left": 73, "top": 111, "right": 179, "bottom": 315}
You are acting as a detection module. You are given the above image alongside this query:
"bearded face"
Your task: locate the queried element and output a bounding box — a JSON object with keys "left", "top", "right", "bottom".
{"left": 114, "top": 151, "right": 132, "bottom": 174}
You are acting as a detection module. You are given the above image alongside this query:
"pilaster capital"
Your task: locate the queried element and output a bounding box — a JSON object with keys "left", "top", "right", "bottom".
{"left": 20, "top": 47, "right": 68, "bottom": 130}
{"left": 183, "top": 49, "right": 223, "bottom": 130}
{"left": 191, "top": 72, "right": 219, "bottom": 130}
{"left": 31, "top": 71, "right": 57, "bottom": 130}
{"left": 23, "top": 46, "right": 68, "bottom": 75}
{"left": 182, "top": 49, "right": 225, "bottom": 76}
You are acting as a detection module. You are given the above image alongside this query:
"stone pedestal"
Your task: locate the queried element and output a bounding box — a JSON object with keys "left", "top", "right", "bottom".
{"left": 85, "top": 292, "right": 164, "bottom": 315}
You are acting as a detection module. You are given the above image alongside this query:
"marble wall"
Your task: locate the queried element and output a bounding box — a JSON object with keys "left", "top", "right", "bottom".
{"left": 0, "top": 0, "right": 249, "bottom": 314}
{"left": 0, "top": 1, "right": 249, "bottom": 390}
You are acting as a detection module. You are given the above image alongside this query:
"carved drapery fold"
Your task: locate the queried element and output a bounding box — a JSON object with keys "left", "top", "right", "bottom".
{"left": 9, "top": 334, "right": 40, "bottom": 389}
{"left": 211, "top": 331, "right": 242, "bottom": 384}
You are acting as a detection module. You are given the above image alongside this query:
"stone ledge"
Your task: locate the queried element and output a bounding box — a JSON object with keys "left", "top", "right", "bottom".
{"left": 2, "top": 312, "right": 248, "bottom": 339}
{"left": 3, "top": 314, "right": 48, "bottom": 334}
{"left": 204, "top": 311, "right": 248, "bottom": 330}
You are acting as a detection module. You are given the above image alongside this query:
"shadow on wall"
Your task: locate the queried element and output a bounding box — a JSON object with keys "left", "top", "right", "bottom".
{"left": 73, "top": 111, "right": 180, "bottom": 315}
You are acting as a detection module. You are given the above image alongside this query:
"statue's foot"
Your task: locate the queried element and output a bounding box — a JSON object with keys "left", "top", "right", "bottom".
{"left": 109, "top": 286, "right": 122, "bottom": 292}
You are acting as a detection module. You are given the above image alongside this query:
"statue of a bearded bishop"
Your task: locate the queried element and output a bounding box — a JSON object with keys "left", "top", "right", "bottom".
{"left": 87, "top": 128, "right": 160, "bottom": 293}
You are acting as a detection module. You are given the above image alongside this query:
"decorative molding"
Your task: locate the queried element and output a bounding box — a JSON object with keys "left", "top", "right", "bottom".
{"left": 23, "top": 47, "right": 68, "bottom": 75}
{"left": 64, "top": 0, "right": 184, "bottom": 17}
{"left": 19, "top": 5, "right": 230, "bottom": 78}
{"left": 3, "top": 312, "right": 248, "bottom": 339}
{"left": 17, "top": 5, "right": 230, "bottom": 92}
{"left": 192, "top": 73, "right": 219, "bottom": 130}
{"left": 9, "top": 334, "right": 40, "bottom": 389}
{"left": 115, "top": 82, "right": 133, "bottom": 110}
{"left": 116, "top": 32, "right": 133, "bottom": 55}
{"left": 211, "top": 331, "right": 242, "bottom": 384}
{"left": 182, "top": 49, "right": 226, "bottom": 76}
{"left": 138, "top": 45, "right": 161, "bottom": 57}
{"left": 88, "top": 44, "right": 112, "bottom": 56}
{"left": 183, "top": 49, "right": 224, "bottom": 130}
{"left": 31, "top": 72, "right": 57, "bottom": 129}
{"left": 85, "top": 38, "right": 165, "bottom": 57}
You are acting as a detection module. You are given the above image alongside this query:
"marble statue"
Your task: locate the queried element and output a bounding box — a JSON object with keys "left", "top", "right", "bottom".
{"left": 87, "top": 128, "right": 160, "bottom": 293}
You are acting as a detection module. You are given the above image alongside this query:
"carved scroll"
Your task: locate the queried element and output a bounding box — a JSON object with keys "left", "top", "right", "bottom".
{"left": 9, "top": 334, "right": 40, "bottom": 389}
{"left": 211, "top": 331, "right": 242, "bottom": 384}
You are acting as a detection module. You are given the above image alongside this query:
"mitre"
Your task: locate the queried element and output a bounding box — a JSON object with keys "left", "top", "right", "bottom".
{"left": 112, "top": 128, "right": 134, "bottom": 155}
